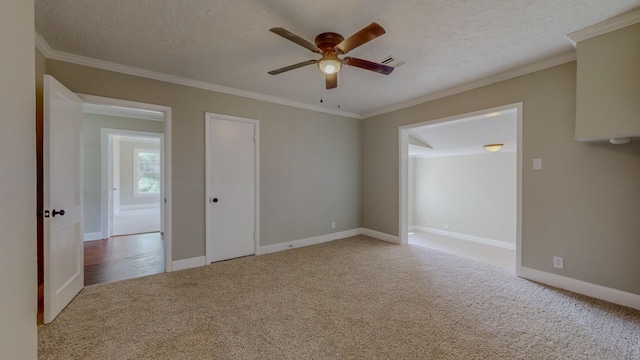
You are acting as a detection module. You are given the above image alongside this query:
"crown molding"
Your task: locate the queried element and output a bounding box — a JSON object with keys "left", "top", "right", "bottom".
{"left": 35, "top": 32, "right": 53, "bottom": 57}
{"left": 567, "top": 9, "right": 640, "bottom": 47}
{"left": 36, "top": 31, "right": 578, "bottom": 121}
{"left": 362, "top": 51, "right": 576, "bottom": 119}
{"left": 34, "top": 32, "right": 361, "bottom": 119}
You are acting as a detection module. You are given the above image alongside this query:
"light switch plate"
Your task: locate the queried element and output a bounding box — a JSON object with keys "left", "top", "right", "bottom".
{"left": 533, "top": 158, "right": 542, "bottom": 170}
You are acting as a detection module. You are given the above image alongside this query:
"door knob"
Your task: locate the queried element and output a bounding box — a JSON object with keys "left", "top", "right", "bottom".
{"left": 212, "top": 198, "right": 218, "bottom": 203}
{"left": 52, "top": 209, "right": 65, "bottom": 217}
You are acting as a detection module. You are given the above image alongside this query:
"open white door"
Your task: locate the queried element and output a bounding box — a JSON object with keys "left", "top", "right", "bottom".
{"left": 43, "top": 75, "right": 84, "bottom": 323}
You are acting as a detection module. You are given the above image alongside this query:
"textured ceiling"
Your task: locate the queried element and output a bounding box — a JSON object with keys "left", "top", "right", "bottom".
{"left": 35, "top": 0, "right": 640, "bottom": 116}
{"left": 408, "top": 108, "right": 517, "bottom": 157}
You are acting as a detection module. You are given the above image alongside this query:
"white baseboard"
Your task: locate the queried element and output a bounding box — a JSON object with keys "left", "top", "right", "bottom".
{"left": 171, "top": 256, "right": 206, "bottom": 271}
{"left": 413, "top": 226, "right": 515, "bottom": 250}
{"left": 520, "top": 267, "right": 640, "bottom": 311}
{"left": 259, "top": 229, "right": 361, "bottom": 255}
{"left": 83, "top": 232, "right": 103, "bottom": 241}
{"left": 117, "top": 203, "right": 160, "bottom": 212}
{"left": 359, "top": 228, "right": 400, "bottom": 244}
{"left": 317, "top": 228, "right": 361, "bottom": 244}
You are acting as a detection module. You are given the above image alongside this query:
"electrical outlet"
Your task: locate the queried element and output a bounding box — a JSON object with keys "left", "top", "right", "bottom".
{"left": 427, "top": 220, "right": 432, "bottom": 226}
{"left": 553, "top": 256, "right": 564, "bottom": 269}
{"left": 331, "top": 221, "right": 336, "bottom": 229}
{"left": 444, "top": 224, "right": 449, "bottom": 230}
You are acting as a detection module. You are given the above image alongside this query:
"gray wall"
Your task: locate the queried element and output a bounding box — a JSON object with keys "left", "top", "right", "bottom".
{"left": 412, "top": 153, "right": 516, "bottom": 244}
{"left": 82, "top": 113, "right": 163, "bottom": 233}
{"left": 0, "top": 0, "right": 37, "bottom": 357}
{"left": 46, "top": 58, "right": 362, "bottom": 261}
{"left": 117, "top": 140, "right": 161, "bottom": 207}
{"left": 363, "top": 62, "right": 640, "bottom": 295}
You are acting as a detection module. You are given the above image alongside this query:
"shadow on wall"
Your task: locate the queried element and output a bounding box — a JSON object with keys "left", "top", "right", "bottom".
{"left": 590, "top": 139, "right": 640, "bottom": 157}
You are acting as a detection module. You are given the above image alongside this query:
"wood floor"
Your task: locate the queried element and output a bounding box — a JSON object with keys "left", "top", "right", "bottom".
{"left": 84, "top": 232, "right": 164, "bottom": 286}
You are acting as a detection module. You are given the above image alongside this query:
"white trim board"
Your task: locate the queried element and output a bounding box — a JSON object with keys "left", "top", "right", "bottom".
{"left": 362, "top": 53, "right": 575, "bottom": 119}
{"left": 35, "top": 33, "right": 359, "bottom": 119}
{"left": 117, "top": 204, "right": 160, "bottom": 211}
{"left": 174, "top": 228, "right": 394, "bottom": 269}
{"left": 171, "top": 256, "right": 206, "bottom": 272}
{"left": 36, "top": 33, "right": 575, "bottom": 120}
{"left": 519, "top": 267, "right": 640, "bottom": 311}
{"left": 567, "top": 9, "right": 640, "bottom": 46}
{"left": 258, "top": 229, "right": 362, "bottom": 255}
{"left": 83, "top": 232, "right": 102, "bottom": 242}
{"left": 359, "top": 228, "right": 400, "bottom": 244}
{"left": 411, "top": 226, "right": 516, "bottom": 250}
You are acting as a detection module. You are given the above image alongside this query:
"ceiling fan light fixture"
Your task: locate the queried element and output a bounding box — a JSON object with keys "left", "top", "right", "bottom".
{"left": 484, "top": 143, "right": 503, "bottom": 152}
{"left": 318, "top": 54, "right": 342, "bottom": 75}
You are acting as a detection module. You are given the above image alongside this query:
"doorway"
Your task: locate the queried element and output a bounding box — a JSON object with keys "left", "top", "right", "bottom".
{"left": 81, "top": 103, "right": 168, "bottom": 285}
{"left": 79, "top": 94, "right": 173, "bottom": 274}
{"left": 38, "top": 77, "right": 173, "bottom": 323}
{"left": 104, "top": 131, "right": 163, "bottom": 238}
{"left": 399, "top": 103, "right": 523, "bottom": 274}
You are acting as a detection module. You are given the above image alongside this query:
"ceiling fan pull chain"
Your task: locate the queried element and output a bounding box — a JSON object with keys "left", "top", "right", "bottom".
{"left": 338, "top": 77, "right": 341, "bottom": 108}
{"left": 320, "top": 73, "right": 324, "bottom": 103}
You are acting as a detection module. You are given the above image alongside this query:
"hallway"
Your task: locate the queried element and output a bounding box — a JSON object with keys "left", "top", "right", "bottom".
{"left": 84, "top": 232, "right": 164, "bottom": 286}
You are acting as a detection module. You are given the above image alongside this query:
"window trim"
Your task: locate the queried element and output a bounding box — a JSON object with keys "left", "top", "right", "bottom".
{"left": 133, "top": 148, "right": 160, "bottom": 197}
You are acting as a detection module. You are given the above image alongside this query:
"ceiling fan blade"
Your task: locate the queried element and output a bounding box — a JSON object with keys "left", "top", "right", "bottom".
{"left": 270, "top": 27, "right": 322, "bottom": 53}
{"left": 335, "top": 22, "right": 386, "bottom": 54}
{"left": 326, "top": 73, "right": 337, "bottom": 89}
{"left": 344, "top": 57, "right": 394, "bottom": 75}
{"left": 268, "top": 60, "right": 317, "bottom": 75}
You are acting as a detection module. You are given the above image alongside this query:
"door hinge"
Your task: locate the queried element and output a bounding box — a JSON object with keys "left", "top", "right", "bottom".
{"left": 253, "top": 134, "right": 256, "bottom": 142}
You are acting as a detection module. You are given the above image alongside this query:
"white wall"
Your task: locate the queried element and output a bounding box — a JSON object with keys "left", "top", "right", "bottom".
{"left": 413, "top": 152, "right": 516, "bottom": 244}
{"left": 0, "top": 0, "right": 37, "bottom": 358}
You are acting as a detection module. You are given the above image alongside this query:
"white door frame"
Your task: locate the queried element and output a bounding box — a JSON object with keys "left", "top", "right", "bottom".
{"left": 78, "top": 94, "right": 173, "bottom": 272}
{"left": 102, "top": 129, "right": 164, "bottom": 238}
{"left": 204, "top": 112, "right": 260, "bottom": 264}
{"left": 398, "top": 102, "right": 523, "bottom": 275}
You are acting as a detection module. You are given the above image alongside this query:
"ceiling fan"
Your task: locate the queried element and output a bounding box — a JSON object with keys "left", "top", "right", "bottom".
{"left": 268, "top": 22, "right": 394, "bottom": 89}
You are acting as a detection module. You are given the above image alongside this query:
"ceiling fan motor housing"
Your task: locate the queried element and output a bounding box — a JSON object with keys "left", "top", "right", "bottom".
{"left": 315, "top": 32, "right": 344, "bottom": 53}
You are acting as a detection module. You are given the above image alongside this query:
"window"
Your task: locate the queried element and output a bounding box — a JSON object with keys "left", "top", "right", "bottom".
{"left": 134, "top": 148, "right": 160, "bottom": 196}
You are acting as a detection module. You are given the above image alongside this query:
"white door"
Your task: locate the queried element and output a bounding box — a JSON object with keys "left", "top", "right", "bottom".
{"left": 43, "top": 75, "right": 84, "bottom": 323}
{"left": 206, "top": 115, "right": 257, "bottom": 263}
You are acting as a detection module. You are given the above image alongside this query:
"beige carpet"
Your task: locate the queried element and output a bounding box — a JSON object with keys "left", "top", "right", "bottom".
{"left": 38, "top": 236, "right": 640, "bottom": 359}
